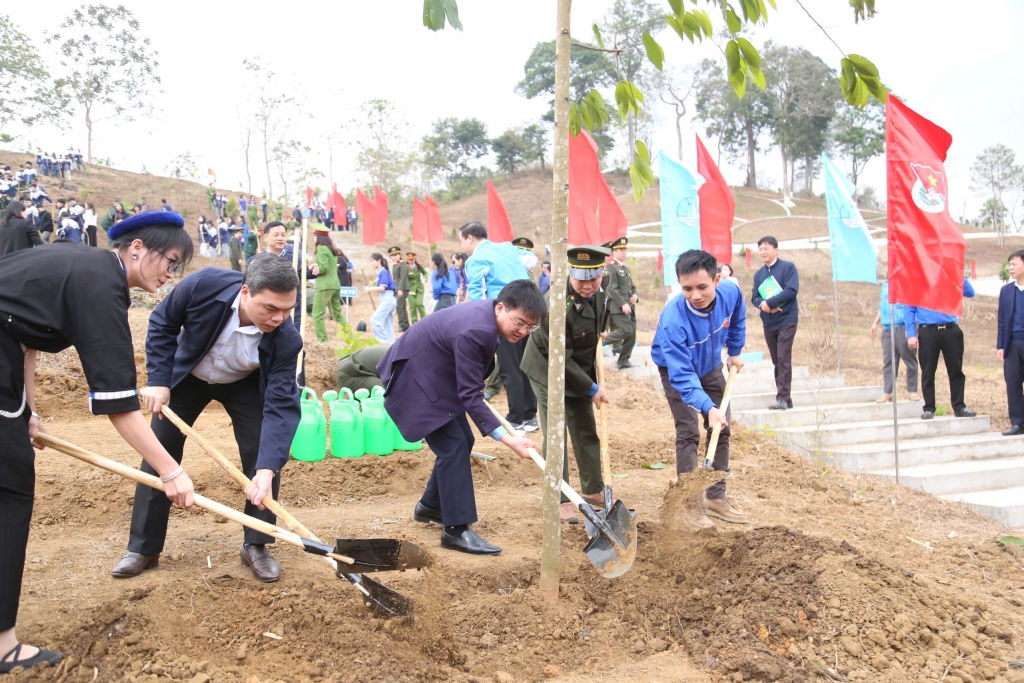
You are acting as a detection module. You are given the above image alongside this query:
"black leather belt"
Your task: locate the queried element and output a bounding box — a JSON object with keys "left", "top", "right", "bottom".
{"left": 918, "top": 323, "right": 958, "bottom": 330}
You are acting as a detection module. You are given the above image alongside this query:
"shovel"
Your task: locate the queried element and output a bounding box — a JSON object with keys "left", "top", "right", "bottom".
{"left": 583, "top": 344, "right": 628, "bottom": 540}
{"left": 671, "top": 365, "right": 738, "bottom": 501}
{"left": 38, "top": 433, "right": 416, "bottom": 618}
{"left": 160, "top": 407, "right": 426, "bottom": 615}
{"left": 484, "top": 401, "right": 636, "bottom": 579}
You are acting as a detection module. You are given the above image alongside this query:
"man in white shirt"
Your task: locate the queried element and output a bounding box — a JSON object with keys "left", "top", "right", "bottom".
{"left": 112, "top": 255, "right": 303, "bottom": 583}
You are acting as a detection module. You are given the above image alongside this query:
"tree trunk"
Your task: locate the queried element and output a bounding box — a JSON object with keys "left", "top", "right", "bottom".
{"left": 780, "top": 147, "right": 789, "bottom": 198}
{"left": 262, "top": 132, "right": 274, "bottom": 200}
{"left": 804, "top": 157, "right": 813, "bottom": 194}
{"left": 541, "top": 0, "right": 572, "bottom": 606}
{"left": 86, "top": 106, "right": 93, "bottom": 164}
{"left": 675, "top": 109, "right": 683, "bottom": 162}
{"left": 744, "top": 119, "right": 756, "bottom": 188}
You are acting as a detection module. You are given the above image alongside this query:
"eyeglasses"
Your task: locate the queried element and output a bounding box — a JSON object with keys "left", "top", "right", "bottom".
{"left": 152, "top": 248, "right": 180, "bottom": 274}
{"left": 502, "top": 307, "right": 541, "bottom": 332}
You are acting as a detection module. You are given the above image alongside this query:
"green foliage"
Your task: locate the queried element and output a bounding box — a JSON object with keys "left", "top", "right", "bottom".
{"left": 422, "top": 0, "right": 462, "bottom": 32}
{"left": 0, "top": 13, "right": 67, "bottom": 135}
{"left": 831, "top": 100, "right": 885, "bottom": 187}
{"left": 840, "top": 54, "right": 887, "bottom": 109}
{"left": 420, "top": 117, "right": 490, "bottom": 187}
{"left": 516, "top": 40, "right": 617, "bottom": 123}
{"left": 165, "top": 152, "right": 199, "bottom": 182}
{"left": 629, "top": 140, "right": 654, "bottom": 202}
{"left": 333, "top": 320, "right": 379, "bottom": 359}
{"left": 1000, "top": 257, "right": 1010, "bottom": 284}
{"left": 971, "top": 145, "right": 1023, "bottom": 237}
{"left": 353, "top": 99, "right": 416, "bottom": 199}
{"left": 641, "top": 33, "right": 664, "bottom": 71}
{"left": 225, "top": 197, "right": 240, "bottom": 218}
{"left": 997, "top": 536, "right": 1024, "bottom": 548}
{"left": 491, "top": 129, "right": 528, "bottom": 175}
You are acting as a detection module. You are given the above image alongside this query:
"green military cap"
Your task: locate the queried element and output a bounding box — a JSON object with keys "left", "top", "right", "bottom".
{"left": 568, "top": 245, "right": 610, "bottom": 281}
{"left": 512, "top": 237, "right": 534, "bottom": 249}
{"left": 606, "top": 237, "right": 628, "bottom": 250}
{"left": 387, "top": 246, "right": 402, "bottom": 256}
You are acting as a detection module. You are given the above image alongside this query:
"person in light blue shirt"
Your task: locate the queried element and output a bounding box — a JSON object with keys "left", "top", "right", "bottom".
{"left": 365, "top": 253, "right": 397, "bottom": 344}
{"left": 905, "top": 277, "right": 975, "bottom": 420}
{"left": 870, "top": 280, "right": 919, "bottom": 403}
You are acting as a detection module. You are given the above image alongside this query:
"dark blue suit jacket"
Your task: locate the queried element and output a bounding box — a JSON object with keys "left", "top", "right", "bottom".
{"left": 997, "top": 282, "right": 1022, "bottom": 351}
{"left": 146, "top": 267, "right": 303, "bottom": 472}
{"left": 378, "top": 299, "right": 501, "bottom": 441}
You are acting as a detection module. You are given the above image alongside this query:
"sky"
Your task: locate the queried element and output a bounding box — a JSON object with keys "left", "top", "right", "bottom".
{"left": 6, "top": 0, "right": 1023, "bottom": 220}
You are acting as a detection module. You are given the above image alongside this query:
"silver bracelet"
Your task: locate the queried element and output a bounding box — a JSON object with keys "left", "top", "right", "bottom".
{"left": 160, "top": 466, "right": 184, "bottom": 482}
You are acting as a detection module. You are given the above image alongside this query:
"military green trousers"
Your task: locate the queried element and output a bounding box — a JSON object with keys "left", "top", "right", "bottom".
{"left": 408, "top": 291, "right": 426, "bottom": 323}
{"left": 529, "top": 379, "right": 603, "bottom": 502}
{"left": 606, "top": 310, "right": 637, "bottom": 367}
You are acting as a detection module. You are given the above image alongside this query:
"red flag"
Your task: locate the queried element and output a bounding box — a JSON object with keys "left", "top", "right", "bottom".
{"left": 306, "top": 186, "right": 313, "bottom": 209}
{"left": 745, "top": 247, "right": 752, "bottom": 269}
{"left": 425, "top": 196, "right": 444, "bottom": 243}
{"left": 373, "top": 186, "right": 389, "bottom": 243}
{"left": 356, "top": 189, "right": 376, "bottom": 246}
{"left": 886, "top": 96, "right": 965, "bottom": 316}
{"left": 412, "top": 197, "right": 428, "bottom": 243}
{"left": 487, "top": 180, "right": 514, "bottom": 243}
{"left": 568, "top": 131, "right": 602, "bottom": 246}
{"left": 598, "top": 180, "right": 628, "bottom": 244}
{"left": 333, "top": 189, "right": 347, "bottom": 225}
{"left": 657, "top": 249, "right": 664, "bottom": 272}
{"left": 696, "top": 135, "right": 735, "bottom": 265}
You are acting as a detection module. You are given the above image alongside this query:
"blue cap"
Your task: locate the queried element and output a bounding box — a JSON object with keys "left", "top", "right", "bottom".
{"left": 108, "top": 211, "right": 185, "bottom": 241}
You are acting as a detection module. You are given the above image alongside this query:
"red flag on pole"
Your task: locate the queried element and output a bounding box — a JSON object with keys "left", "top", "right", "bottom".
{"left": 745, "top": 247, "right": 752, "bottom": 269}
{"left": 306, "top": 186, "right": 313, "bottom": 209}
{"left": 886, "top": 96, "right": 965, "bottom": 316}
{"left": 356, "top": 189, "right": 376, "bottom": 246}
{"left": 487, "top": 180, "right": 514, "bottom": 243}
{"left": 333, "top": 187, "right": 347, "bottom": 226}
{"left": 696, "top": 135, "right": 736, "bottom": 265}
{"left": 373, "top": 186, "right": 389, "bottom": 243}
{"left": 598, "top": 180, "right": 628, "bottom": 244}
{"left": 657, "top": 249, "right": 664, "bottom": 272}
{"left": 568, "top": 131, "right": 602, "bottom": 246}
{"left": 412, "top": 198, "right": 428, "bottom": 243}
{"left": 425, "top": 196, "right": 444, "bottom": 243}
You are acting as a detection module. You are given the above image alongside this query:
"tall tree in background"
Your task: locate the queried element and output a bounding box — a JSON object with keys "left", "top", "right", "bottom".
{"left": 830, "top": 100, "right": 885, "bottom": 189}
{"left": 971, "top": 144, "right": 1023, "bottom": 246}
{"left": 420, "top": 117, "right": 490, "bottom": 187}
{"left": 522, "top": 123, "right": 549, "bottom": 171}
{"left": 46, "top": 4, "right": 160, "bottom": 163}
{"left": 655, "top": 64, "right": 697, "bottom": 162}
{"left": 352, "top": 99, "right": 415, "bottom": 198}
{"left": 0, "top": 14, "right": 66, "bottom": 142}
{"left": 244, "top": 58, "right": 292, "bottom": 201}
{"left": 693, "top": 58, "right": 771, "bottom": 189}
{"left": 492, "top": 128, "right": 528, "bottom": 175}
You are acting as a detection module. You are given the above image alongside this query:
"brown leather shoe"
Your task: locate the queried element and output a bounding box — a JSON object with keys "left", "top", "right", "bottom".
{"left": 683, "top": 495, "right": 715, "bottom": 532}
{"left": 706, "top": 496, "right": 748, "bottom": 524}
{"left": 111, "top": 552, "right": 160, "bottom": 578}
{"left": 240, "top": 543, "right": 280, "bottom": 583}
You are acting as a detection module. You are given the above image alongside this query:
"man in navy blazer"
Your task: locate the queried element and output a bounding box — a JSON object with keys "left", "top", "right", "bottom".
{"left": 998, "top": 250, "right": 1024, "bottom": 436}
{"left": 379, "top": 280, "right": 543, "bottom": 555}
{"left": 112, "top": 254, "right": 303, "bottom": 582}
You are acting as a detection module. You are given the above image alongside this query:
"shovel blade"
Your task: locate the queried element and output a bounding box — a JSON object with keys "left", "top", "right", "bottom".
{"left": 581, "top": 500, "right": 637, "bottom": 579}
{"left": 334, "top": 538, "right": 431, "bottom": 573}
{"left": 338, "top": 571, "right": 413, "bottom": 618}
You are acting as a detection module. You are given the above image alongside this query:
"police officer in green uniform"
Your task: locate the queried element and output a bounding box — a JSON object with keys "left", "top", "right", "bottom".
{"left": 334, "top": 346, "right": 388, "bottom": 394}
{"left": 521, "top": 246, "right": 611, "bottom": 523}
{"left": 602, "top": 237, "right": 638, "bottom": 370}
{"left": 389, "top": 246, "right": 410, "bottom": 332}
{"left": 405, "top": 251, "right": 428, "bottom": 324}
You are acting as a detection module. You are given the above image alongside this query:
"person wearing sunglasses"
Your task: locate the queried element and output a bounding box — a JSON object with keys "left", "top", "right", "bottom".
{"left": 521, "top": 246, "right": 613, "bottom": 524}
{"left": 111, "top": 253, "right": 303, "bottom": 585}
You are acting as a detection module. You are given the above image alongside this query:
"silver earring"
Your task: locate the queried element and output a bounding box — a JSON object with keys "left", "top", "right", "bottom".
{"left": 131, "top": 254, "right": 138, "bottom": 260}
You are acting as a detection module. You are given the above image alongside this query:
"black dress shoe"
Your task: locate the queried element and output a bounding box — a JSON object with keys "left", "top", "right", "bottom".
{"left": 921, "top": 410, "right": 935, "bottom": 420}
{"left": 1003, "top": 425, "right": 1024, "bottom": 436}
{"left": 617, "top": 362, "right": 635, "bottom": 370}
{"left": 240, "top": 543, "right": 281, "bottom": 582}
{"left": 111, "top": 552, "right": 160, "bottom": 578}
{"left": 954, "top": 408, "right": 977, "bottom": 418}
{"left": 413, "top": 501, "right": 444, "bottom": 525}
{"left": 440, "top": 527, "right": 501, "bottom": 555}
{"left": 768, "top": 400, "right": 788, "bottom": 411}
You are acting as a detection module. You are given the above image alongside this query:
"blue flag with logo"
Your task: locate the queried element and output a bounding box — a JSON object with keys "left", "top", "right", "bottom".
{"left": 823, "top": 152, "right": 877, "bottom": 283}
{"left": 658, "top": 151, "right": 703, "bottom": 287}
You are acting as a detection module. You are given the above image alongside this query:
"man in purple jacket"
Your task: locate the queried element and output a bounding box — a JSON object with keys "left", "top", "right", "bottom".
{"left": 378, "top": 280, "right": 543, "bottom": 555}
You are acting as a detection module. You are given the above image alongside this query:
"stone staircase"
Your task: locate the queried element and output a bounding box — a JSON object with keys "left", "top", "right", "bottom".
{"left": 608, "top": 347, "right": 1024, "bottom": 528}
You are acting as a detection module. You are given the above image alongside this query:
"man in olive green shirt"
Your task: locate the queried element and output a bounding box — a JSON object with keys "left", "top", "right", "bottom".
{"left": 602, "top": 237, "right": 638, "bottom": 370}
{"left": 335, "top": 346, "right": 388, "bottom": 394}
{"left": 227, "top": 227, "right": 243, "bottom": 272}
{"left": 521, "top": 245, "right": 611, "bottom": 523}
{"left": 389, "top": 246, "right": 410, "bottom": 332}
{"left": 405, "top": 251, "right": 428, "bottom": 324}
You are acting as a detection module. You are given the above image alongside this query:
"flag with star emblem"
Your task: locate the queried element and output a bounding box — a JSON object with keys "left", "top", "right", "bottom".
{"left": 886, "top": 96, "right": 965, "bottom": 316}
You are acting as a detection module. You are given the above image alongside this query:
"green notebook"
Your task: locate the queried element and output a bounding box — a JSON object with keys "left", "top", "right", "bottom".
{"left": 757, "top": 275, "right": 783, "bottom": 302}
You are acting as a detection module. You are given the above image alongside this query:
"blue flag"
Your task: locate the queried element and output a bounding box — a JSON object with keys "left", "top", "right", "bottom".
{"left": 823, "top": 152, "right": 877, "bottom": 283}
{"left": 658, "top": 151, "right": 703, "bottom": 287}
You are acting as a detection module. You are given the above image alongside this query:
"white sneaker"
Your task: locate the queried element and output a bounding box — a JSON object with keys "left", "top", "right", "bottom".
{"left": 519, "top": 418, "right": 540, "bottom": 433}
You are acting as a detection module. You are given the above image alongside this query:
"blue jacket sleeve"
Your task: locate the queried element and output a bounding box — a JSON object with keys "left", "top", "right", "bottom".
{"left": 998, "top": 288, "right": 1007, "bottom": 351}
{"left": 751, "top": 270, "right": 764, "bottom": 307}
{"left": 660, "top": 325, "right": 715, "bottom": 414}
{"left": 146, "top": 273, "right": 203, "bottom": 387}
{"left": 766, "top": 262, "right": 799, "bottom": 309}
{"left": 430, "top": 273, "right": 441, "bottom": 300}
{"left": 466, "top": 257, "right": 489, "bottom": 301}
{"left": 904, "top": 306, "right": 918, "bottom": 339}
{"left": 963, "top": 277, "right": 975, "bottom": 298}
{"left": 726, "top": 289, "right": 747, "bottom": 356}
{"left": 256, "top": 334, "right": 302, "bottom": 473}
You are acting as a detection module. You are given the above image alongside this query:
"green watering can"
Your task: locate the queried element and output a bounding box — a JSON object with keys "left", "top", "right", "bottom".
{"left": 323, "top": 388, "right": 363, "bottom": 458}
{"left": 291, "top": 387, "right": 327, "bottom": 462}
{"left": 367, "top": 386, "right": 421, "bottom": 451}
{"left": 361, "top": 387, "right": 393, "bottom": 456}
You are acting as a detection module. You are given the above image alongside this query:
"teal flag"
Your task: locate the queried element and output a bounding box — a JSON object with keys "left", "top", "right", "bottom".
{"left": 823, "top": 152, "right": 877, "bottom": 283}
{"left": 658, "top": 151, "right": 703, "bottom": 287}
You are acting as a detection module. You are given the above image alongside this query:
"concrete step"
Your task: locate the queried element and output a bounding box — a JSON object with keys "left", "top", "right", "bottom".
{"left": 939, "top": 487, "right": 1024, "bottom": 528}
{"left": 778, "top": 414, "right": 991, "bottom": 449}
{"left": 733, "top": 374, "right": 845, "bottom": 395}
{"left": 869, "top": 454, "right": 1024, "bottom": 495}
{"left": 734, "top": 400, "right": 923, "bottom": 430}
{"left": 820, "top": 432, "right": 1024, "bottom": 473}
{"left": 730, "top": 386, "right": 884, "bottom": 412}
{"left": 727, "top": 361, "right": 810, "bottom": 379}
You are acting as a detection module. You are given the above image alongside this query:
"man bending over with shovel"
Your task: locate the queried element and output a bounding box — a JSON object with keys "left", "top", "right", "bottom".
{"left": 652, "top": 250, "right": 747, "bottom": 530}
{"left": 112, "top": 254, "right": 303, "bottom": 582}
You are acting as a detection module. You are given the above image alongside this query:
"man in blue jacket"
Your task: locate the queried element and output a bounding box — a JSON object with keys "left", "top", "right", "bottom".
{"left": 751, "top": 236, "right": 799, "bottom": 410}
{"left": 905, "top": 276, "right": 976, "bottom": 420}
{"left": 997, "top": 251, "right": 1024, "bottom": 435}
{"left": 112, "top": 254, "right": 303, "bottom": 582}
{"left": 653, "top": 250, "right": 747, "bottom": 529}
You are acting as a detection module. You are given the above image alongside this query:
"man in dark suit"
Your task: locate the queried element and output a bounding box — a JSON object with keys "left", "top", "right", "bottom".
{"left": 998, "top": 250, "right": 1024, "bottom": 436}
{"left": 112, "top": 254, "right": 303, "bottom": 582}
{"left": 378, "top": 280, "right": 543, "bottom": 555}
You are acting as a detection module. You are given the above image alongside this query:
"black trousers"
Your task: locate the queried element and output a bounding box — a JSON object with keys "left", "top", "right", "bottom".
{"left": 918, "top": 324, "right": 966, "bottom": 413}
{"left": 496, "top": 336, "right": 537, "bottom": 424}
{"left": 0, "top": 329, "right": 31, "bottom": 631}
{"left": 85, "top": 225, "right": 97, "bottom": 247}
{"left": 659, "top": 364, "right": 730, "bottom": 500}
{"left": 420, "top": 414, "right": 477, "bottom": 527}
{"left": 764, "top": 322, "right": 798, "bottom": 405}
{"left": 1006, "top": 339, "right": 1024, "bottom": 427}
{"left": 128, "top": 372, "right": 279, "bottom": 554}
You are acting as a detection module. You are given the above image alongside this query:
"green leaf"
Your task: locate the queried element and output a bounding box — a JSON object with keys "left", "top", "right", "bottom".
{"left": 422, "top": 0, "right": 446, "bottom": 30}
{"left": 765, "top": 0, "right": 777, "bottom": 8}
{"left": 442, "top": 0, "right": 463, "bottom": 30}
{"left": 584, "top": 89, "right": 610, "bottom": 129}
{"left": 668, "top": 0, "right": 684, "bottom": 16}
{"left": 611, "top": 473, "right": 628, "bottom": 479}
{"left": 847, "top": 53, "right": 879, "bottom": 78}
{"left": 747, "top": 64, "right": 767, "bottom": 90}
{"left": 728, "top": 69, "right": 746, "bottom": 99}
{"left": 692, "top": 9, "right": 714, "bottom": 37}
{"left": 650, "top": 463, "right": 668, "bottom": 469}
{"left": 569, "top": 103, "right": 582, "bottom": 136}
{"left": 849, "top": 76, "right": 869, "bottom": 108}
{"left": 635, "top": 139, "right": 651, "bottom": 165}
{"left": 666, "top": 15, "right": 687, "bottom": 42}
{"left": 736, "top": 37, "right": 760, "bottom": 68}
{"left": 860, "top": 75, "right": 888, "bottom": 102}
{"left": 840, "top": 58, "right": 856, "bottom": 95}
{"left": 756, "top": 0, "right": 770, "bottom": 22}
{"left": 592, "top": 23, "right": 605, "bottom": 49}
{"left": 642, "top": 32, "right": 665, "bottom": 71}
{"left": 614, "top": 81, "right": 631, "bottom": 119}
{"left": 724, "top": 8, "right": 742, "bottom": 33}
{"left": 629, "top": 163, "right": 649, "bottom": 203}
{"left": 725, "top": 40, "right": 741, "bottom": 75}
{"left": 997, "top": 536, "right": 1024, "bottom": 547}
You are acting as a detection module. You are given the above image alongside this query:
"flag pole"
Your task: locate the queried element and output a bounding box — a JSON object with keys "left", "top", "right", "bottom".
{"left": 889, "top": 303, "right": 900, "bottom": 484}
{"left": 833, "top": 280, "right": 842, "bottom": 373}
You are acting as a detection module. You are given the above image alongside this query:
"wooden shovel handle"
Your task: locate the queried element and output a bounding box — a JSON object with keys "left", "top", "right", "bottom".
{"left": 484, "top": 400, "right": 589, "bottom": 509}
{"left": 704, "top": 365, "right": 740, "bottom": 466}
{"left": 595, "top": 344, "right": 611, "bottom": 484}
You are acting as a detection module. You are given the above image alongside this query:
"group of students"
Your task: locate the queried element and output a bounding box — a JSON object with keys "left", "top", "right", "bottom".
{"left": 36, "top": 149, "right": 83, "bottom": 179}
